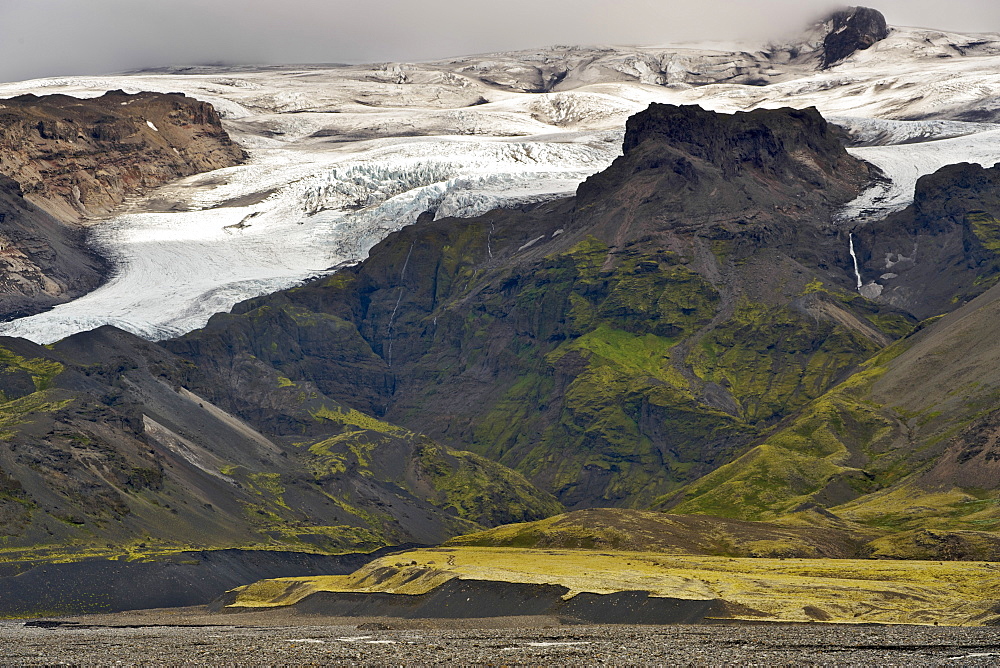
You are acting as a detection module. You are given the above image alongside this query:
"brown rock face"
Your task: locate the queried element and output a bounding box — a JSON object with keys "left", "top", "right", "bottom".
{"left": 0, "top": 90, "right": 244, "bottom": 319}
{"left": 0, "top": 89, "right": 244, "bottom": 221}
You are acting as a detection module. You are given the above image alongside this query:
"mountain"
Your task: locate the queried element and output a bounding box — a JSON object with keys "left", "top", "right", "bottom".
{"left": 5, "top": 92, "right": 1000, "bottom": 563}
{"left": 168, "top": 103, "right": 915, "bottom": 511}
{"left": 0, "top": 90, "right": 244, "bottom": 320}
{"left": 0, "top": 325, "right": 560, "bottom": 558}
{"left": 6, "top": 8, "right": 1000, "bottom": 344}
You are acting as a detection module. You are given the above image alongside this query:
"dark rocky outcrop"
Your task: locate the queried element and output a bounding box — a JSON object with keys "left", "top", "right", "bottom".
{"left": 822, "top": 7, "right": 890, "bottom": 68}
{"left": 854, "top": 162, "right": 1000, "bottom": 318}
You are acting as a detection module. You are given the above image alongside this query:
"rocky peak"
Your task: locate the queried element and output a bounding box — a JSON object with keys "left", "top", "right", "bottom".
{"left": 911, "top": 162, "right": 1000, "bottom": 226}
{"left": 618, "top": 103, "right": 851, "bottom": 179}
{"left": 576, "top": 103, "right": 871, "bottom": 241}
{"left": 821, "top": 6, "right": 890, "bottom": 68}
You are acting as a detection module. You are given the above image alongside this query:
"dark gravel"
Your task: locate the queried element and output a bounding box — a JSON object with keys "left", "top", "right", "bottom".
{"left": 2, "top": 607, "right": 999, "bottom": 665}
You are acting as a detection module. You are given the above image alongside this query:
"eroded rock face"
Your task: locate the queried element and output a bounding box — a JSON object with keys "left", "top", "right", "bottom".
{"left": 821, "top": 6, "right": 890, "bottom": 68}
{"left": 0, "top": 90, "right": 244, "bottom": 221}
{"left": 0, "top": 90, "right": 244, "bottom": 319}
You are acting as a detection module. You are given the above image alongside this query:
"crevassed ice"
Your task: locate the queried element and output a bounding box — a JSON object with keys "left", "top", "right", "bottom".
{"left": 0, "top": 134, "right": 623, "bottom": 345}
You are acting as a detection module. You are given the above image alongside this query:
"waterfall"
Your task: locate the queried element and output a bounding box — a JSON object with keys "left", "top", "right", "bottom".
{"left": 849, "top": 233, "right": 863, "bottom": 291}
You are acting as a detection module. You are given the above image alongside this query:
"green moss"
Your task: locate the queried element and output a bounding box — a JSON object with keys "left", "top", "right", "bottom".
{"left": 553, "top": 325, "right": 690, "bottom": 391}
{"left": 416, "top": 438, "right": 562, "bottom": 526}
{"left": 0, "top": 347, "right": 63, "bottom": 391}
{"left": 666, "top": 359, "right": 904, "bottom": 520}
{"left": 247, "top": 473, "right": 289, "bottom": 509}
{"left": 310, "top": 406, "right": 410, "bottom": 436}
{"left": 969, "top": 212, "right": 1000, "bottom": 252}
{"left": 276, "top": 375, "right": 294, "bottom": 388}
{"left": 0, "top": 392, "right": 73, "bottom": 434}
{"left": 688, "top": 298, "right": 882, "bottom": 424}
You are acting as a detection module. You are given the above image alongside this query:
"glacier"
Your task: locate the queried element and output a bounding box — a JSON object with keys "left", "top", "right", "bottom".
{"left": 2, "top": 24, "right": 1000, "bottom": 343}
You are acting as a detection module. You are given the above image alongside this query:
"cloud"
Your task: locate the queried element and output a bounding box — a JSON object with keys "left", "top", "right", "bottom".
{"left": 1, "top": 1, "right": 999, "bottom": 83}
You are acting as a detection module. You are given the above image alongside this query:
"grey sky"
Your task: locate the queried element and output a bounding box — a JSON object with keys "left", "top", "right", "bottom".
{"left": 2, "top": 1, "right": 999, "bottom": 83}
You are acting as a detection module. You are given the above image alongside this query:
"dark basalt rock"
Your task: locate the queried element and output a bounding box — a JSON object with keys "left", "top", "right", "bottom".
{"left": 822, "top": 6, "right": 890, "bottom": 68}
{"left": 854, "top": 162, "right": 1000, "bottom": 318}
{"left": 617, "top": 103, "right": 851, "bottom": 179}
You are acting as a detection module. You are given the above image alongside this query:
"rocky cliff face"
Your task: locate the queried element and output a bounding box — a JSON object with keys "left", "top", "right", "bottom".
{"left": 0, "top": 90, "right": 244, "bottom": 221}
{"left": 855, "top": 162, "right": 1000, "bottom": 318}
{"left": 0, "top": 90, "right": 244, "bottom": 319}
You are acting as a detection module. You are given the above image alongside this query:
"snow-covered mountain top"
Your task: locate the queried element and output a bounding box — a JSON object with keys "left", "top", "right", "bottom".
{"left": 2, "top": 19, "right": 1000, "bottom": 343}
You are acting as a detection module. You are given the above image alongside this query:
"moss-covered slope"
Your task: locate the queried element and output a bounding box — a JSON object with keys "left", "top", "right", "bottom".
{"left": 0, "top": 328, "right": 561, "bottom": 559}
{"left": 443, "top": 507, "right": 870, "bottom": 558}
{"left": 655, "top": 277, "right": 1000, "bottom": 552}
{"left": 170, "top": 104, "right": 918, "bottom": 509}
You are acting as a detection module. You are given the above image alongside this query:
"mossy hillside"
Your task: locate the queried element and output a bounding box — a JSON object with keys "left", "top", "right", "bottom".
{"left": 305, "top": 404, "right": 562, "bottom": 530}
{"left": 864, "top": 527, "right": 1000, "bottom": 560}
{"left": 462, "top": 238, "right": 903, "bottom": 507}
{"left": 832, "top": 484, "right": 1000, "bottom": 536}
{"left": 225, "top": 546, "right": 1000, "bottom": 626}
{"left": 439, "top": 239, "right": 749, "bottom": 506}
{"left": 663, "top": 359, "right": 907, "bottom": 520}
{"left": 444, "top": 508, "right": 868, "bottom": 558}
{"left": 180, "top": 215, "right": 911, "bottom": 512}
{"left": 0, "top": 391, "right": 74, "bottom": 440}
{"left": 688, "top": 297, "right": 886, "bottom": 424}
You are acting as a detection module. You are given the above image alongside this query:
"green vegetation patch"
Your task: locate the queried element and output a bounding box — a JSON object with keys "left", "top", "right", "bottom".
{"left": 667, "top": 364, "right": 900, "bottom": 520}
{"left": 688, "top": 298, "right": 884, "bottom": 424}
{"left": 969, "top": 212, "right": 1000, "bottom": 252}
{"left": 0, "top": 346, "right": 64, "bottom": 393}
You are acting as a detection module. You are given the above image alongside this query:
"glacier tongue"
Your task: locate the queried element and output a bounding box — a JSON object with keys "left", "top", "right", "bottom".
{"left": 0, "top": 134, "right": 622, "bottom": 344}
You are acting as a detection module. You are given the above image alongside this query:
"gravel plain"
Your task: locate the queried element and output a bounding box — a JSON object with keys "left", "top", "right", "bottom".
{"left": 2, "top": 607, "right": 1000, "bottom": 666}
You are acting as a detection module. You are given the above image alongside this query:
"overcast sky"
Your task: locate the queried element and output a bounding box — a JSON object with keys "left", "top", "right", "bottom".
{"left": 2, "top": 1, "right": 999, "bottom": 83}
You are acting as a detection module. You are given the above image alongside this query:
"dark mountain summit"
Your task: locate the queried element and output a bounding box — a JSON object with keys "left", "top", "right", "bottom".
{"left": 821, "top": 7, "right": 891, "bottom": 68}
